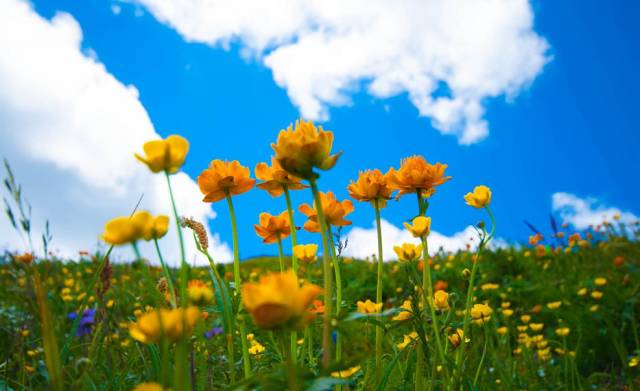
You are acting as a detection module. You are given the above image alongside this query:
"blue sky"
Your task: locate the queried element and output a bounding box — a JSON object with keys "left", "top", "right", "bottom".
{"left": 1, "top": 0, "right": 638, "bottom": 262}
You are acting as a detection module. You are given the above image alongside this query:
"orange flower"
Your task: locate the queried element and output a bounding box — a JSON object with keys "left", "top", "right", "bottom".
{"left": 254, "top": 211, "right": 291, "bottom": 244}
{"left": 299, "top": 191, "right": 354, "bottom": 232}
{"left": 271, "top": 119, "right": 341, "bottom": 179}
{"left": 386, "top": 155, "right": 451, "bottom": 198}
{"left": 14, "top": 253, "right": 34, "bottom": 265}
{"left": 242, "top": 270, "right": 322, "bottom": 329}
{"left": 255, "top": 157, "right": 307, "bottom": 197}
{"left": 197, "top": 160, "right": 255, "bottom": 203}
{"left": 347, "top": 169, "right": 393, "bottom": 208}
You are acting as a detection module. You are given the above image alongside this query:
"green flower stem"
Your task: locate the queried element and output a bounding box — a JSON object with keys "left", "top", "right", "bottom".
{"left": 373, "top": 198, "right": 384, "bottom": 370}
{"left": 473, "top": 323, "right": 490, "bottom": 386}
{"left": 282, "top": 331, "right": 300, "bottom": 391}
{"left": 306, "top": 268, "right": 315, "bottom": 366}
{"left": 283, "top": 186, "right": 299, "bottom": 365}
{"left": 309, "top": 177, "right": 333, "bottom": 369}
{"left": 420, "top": 236, "right": 447, "bottom": 375}
{"left": 225, "top": 193, "right": 252, "bottom": 379}
{"left": 277, "top": 236, "right": 285, "bottom": 272}
{"left": 327, "top": 229, "right": 342, "bottom": 363}
{"left": 153, "top": 238, "right": 177, "bottom": 308}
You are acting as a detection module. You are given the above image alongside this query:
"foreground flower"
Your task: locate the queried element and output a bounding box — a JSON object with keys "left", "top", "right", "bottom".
{"left": 135, "top": 134, "right": 189, "bottom": 174}
{"left": 347, "top": 169, "right": 393, "bottom": 207}
{"left": 241, "top": 270, "right": 322, "bottom": 329}
{"left": 357, "top": 299, "right": 382, "bottom": 314}
{"left": 433, "top": 290, "right": 450, "bottom": 311}
{"left": 271, "top": 119, "right": 341, "bottom": 179}
{"left": 387, "top": 155, "right": 451, "bottom": 198}
{"left": 197, "top": 160, "right": 255, "bottom": 203}
{"left": 187, "top": 280, "right": 214, "bottom": 305}
{"left": 393, "top": 243, "right": 422, "bottom": 262}
{"left": 101, "top": 211, "right": 150, "bottom": 245}
{"left": 299, "top": 191, "right": 354, "bottom": 232}
{"left": 464, "top": 185, "right": 492, "bottom": 208}
{"left": 255, "top": 157, "right": 307, "bottom": 197}
{"left": 292, "top": 244, "right": 318, "bottom": 263}
{"left": 253, "top": 211, "right": 291, "bottom": 243}
{"left": 129, "top": 307, "right": 200, "bottom": 344}
{"left": 392, "top": 300, "right": 414, "bottom": 321}
{"left": 470, "top": 304, "right": 492, "bottom": 325}
{"left": 141, "top": 214, "right": 170, "bottom": 241}
{"left": 404, "top": 216, "right": 431, "bottom": 238}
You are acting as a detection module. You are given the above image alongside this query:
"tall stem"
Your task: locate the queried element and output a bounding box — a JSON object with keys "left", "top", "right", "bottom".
{"left": 374, "top": 199, "right": 384, "bottom": 369}
{"left": 154, "top": 239, "right": 177, "bottom": 308}
{"left": 309, "top": 177, "right": 333, "bottom": 368}
{"left": 225, "top": 194, "right": 252, "bottom": 378}
{"left": 276, "top": 236, "right": 285, "bottom": 272}
{"left": 283, "top": 186, "right": 299, "bottom": 365}
{"left": 327, "top": 229, "right": 342, "bottom": 363}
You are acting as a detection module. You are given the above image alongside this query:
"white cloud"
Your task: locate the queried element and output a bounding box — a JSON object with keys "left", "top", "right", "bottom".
{"left": 343, "top": 218, "right": 501, "bottom": 261}
{"left": 134, "top": 0, "right": 549, "bottom": 144}
{"left": 0, "top": 0, "right": 231, "bottom": 265}
{"left": 552, "top": 192, "right": 639, "bottom": 230}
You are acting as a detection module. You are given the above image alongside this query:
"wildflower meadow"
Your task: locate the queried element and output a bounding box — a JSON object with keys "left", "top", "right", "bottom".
{"left": 1, "top": 122, "right": 639, "bottom": 391}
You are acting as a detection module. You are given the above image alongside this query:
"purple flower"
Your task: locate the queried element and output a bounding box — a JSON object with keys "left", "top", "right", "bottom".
{"left": 204, "top": 327, "right": 223, "bottom": 339}
{"left": 68, "top": 308, "right": 96, "bottom": 337}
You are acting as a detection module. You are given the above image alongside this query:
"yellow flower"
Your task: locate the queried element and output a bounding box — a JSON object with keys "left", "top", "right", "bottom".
{"left": 271, "top": 119, "right": 341, "bottom": 179}
{"left": 397, "top": 332, "right": 419, "bottom": 350}
{"left": 594, "top": 277, "right": 607, "bottom": 286}
{"left": 392, "top": 300, "right": 414, "bottom": 321}
{"left": 393, "top": 243, "right": 422, "bottom": 262}
{"left": 530, "top": 323, "right": 544, "bottom": 332}
{"left": 520, "top": 315, "right": 531, "bottom": 324}
{"left": 386, "top": 155, "right": 451, "bottom": 198}
{"left": 13, "top": 253, "right": 34, "bottom": 265}
{"left": 293, "top": 244, "right": 318, "bottom": 264}
{"left": 464, "top": 185, "right": 492, "bottom": 208}
{"left": 101, "top": 216, "right": 139, "bottom": 245}
{"left": 577, "top": 287, "right": 587, "bottom": 296}
{"left": 197, "top": 160, "right": 255, "bottom": 203}
{"left": 433, "top": 290, "right": 450, "bottom": 311}
{"left": 496, "top": 326, "right": 509, "bottom": 335}
{"left": 546, "top": 301, "right": 562, "bottom": 310}
{"left": 129, "top": 307, "right": 200, "bottom": 344}
{"left": 448, "top": 329, "right": 467, "bottom": 348}
{"left": 242, "top": 270, "right": 322, "bottom": 329}
{"left": 347, "top": 169, "right": 393, "bottom": 207}
{"left": 331, "top": 365, "right": 361, "bottom": 379}
{"left": 357, "top": 299, "right": 382, "bottom": 314}
{"left": 555, "top": 327, "right": 570, "bottom": 337}
{"left": 187, "top": 280, "right": 214, "bottom": 305}
{"left": 141, "top": 214, "right": 170, "bottom": 241}
{"left": 253, "top": 211, "right": 291, "bottom": 244}
{"left": 255, "top": 157, "right": 307, "bottom": 197}
{"left": 591, "top": 290, "right": 603, "bottom": 300}
{"left": 403, "top": 216, "right": 431, "bottom": 238}
{"left": 135, "top": 135, "right": 189, "bottom": 174}
{"left": 590, "top": 304, "right": 599, "bottom": 312}
{"left": 248, "top": 341, "right": 266, "bottom": 355}
{"left": 470, "top": 303, "right": 492, "bottom": 325}
{"left": 299, "top": 191, "right": 354, "bottom": 232}
{"left": 133, "top": 382, "right": 170, "bottom": 391}
{"left": 629, "top": 357, "right": 639, "bottom": 368}
{"left": 502, "top": 309, "right": 514, "bottom": 317}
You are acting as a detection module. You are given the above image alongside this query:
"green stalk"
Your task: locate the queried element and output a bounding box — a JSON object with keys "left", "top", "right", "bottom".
{"left": 421, "top": 236, "right": 447, "bottom": 370}
{"left": 473, "top": 324, "right": 490, "bottom": 386}
{"left": 33, "top": 269, "right": 63, "bottom": 391}
{"left": 153, "top": 238, "right": 177, "bottom": 308}
{"left": 277, "top": 236, "right": 285, "bottom": 272}
{"left": 165, "top": 172, "right": 190, "bottom": 391}
{"left": 309, "top": 177, "right": 333, "bottom": 369}
{"left": 374, "top": 198, "right": 384, "bottom": 370}
{"left": 283, "top": 186, "right": 299, "bottom": 365}
{"left": 225, "top": 193, "right": 252, "bottom": 378}
{"left": 327, "top": 230, "right": 342, "bottom": 364}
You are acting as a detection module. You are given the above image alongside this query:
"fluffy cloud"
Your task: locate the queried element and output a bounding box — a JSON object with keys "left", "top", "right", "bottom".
{"left": 343, "top": 218, "right": 499, "bottom": 261}
{"left": 134, "top": 0, "right": 549, "bottom": 143}
{"left": 0, "top": 0, "right": 231, "bottom": 265}
{"left": 552, "top": 192, "right": 639, "bottom": 230}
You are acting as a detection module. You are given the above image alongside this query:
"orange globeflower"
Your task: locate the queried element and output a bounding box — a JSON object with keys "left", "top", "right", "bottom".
{"left": 254, "top": 211, "right": 292, "bottom": 244}
{"left": 135, "top": 135, "right": 189, "bottom": 174}
{"left": 299, "top": 191, "right": 354, "bottom": 232}
{"left": 347, "top": 169, "right": 393, "bottom": 207}
{"left": 241, "top": 270, "right": 322, "bottom": 329}
{"left": 197, "top": 160, "right": 255, "bottom": 203}
{"left": 271, "top": 119, "right": 341, "bottom": 179}
{"left": 255, "top": 157, "right": 307, "bottom": 197}
{"left": 387, "top": 155, "right": 451, "bottom": 198}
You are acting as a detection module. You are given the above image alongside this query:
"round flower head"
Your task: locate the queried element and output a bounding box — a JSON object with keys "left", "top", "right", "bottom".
{"left": 293, "top": 244, "right": 318, "bottom": 264}
{"left": 241, "top": 270, "right": 322, "bottom": 329}
{"left": 404, "top": 216, "right": 431, "bottom": 238}
{"left": 347, "top": 169, "right": 393, "bottom": 208}
{"left": 433, "top": 290, "right": 450, "bottom": 311}
{"left": 393, "top": 243, "right": 422, "bottom": 262}
{"left": 141, "top": 214, "right": 170, "bottom": 241}
{"left": 14, "top": 253, "right": 34, "bottom": 265}
{"left": 253, "top": 211, "right": 291, "bottom": 244}
{"left": 129, "top": 307, "right": 200, "bottom": 344}
{"left": 101, "top": 211, "right": 149, "bottom": 245}
{"left": 271, "top": 119, "right": 341, "bottom": 179}
{"left": 133, "top": 383, "right": 167, "bottom": 391}
{"left": 187, "top": 280, "right": 214, "bottom": 305}
{"left": 299, "top": 191, "right": 354, "bottom": 232}
{"left": 255, "top": 157, "right": 307, "bottom": 197}
{"left": 387, "top": 155, "right": 451, "bottom": 199}
{"left": 470, "top": 303, "right": 492, "bottom": 325}
{"left": 197, "top": 160, "right": 255, "bottom": 203}
{"left": 135, "top": 134, "right": 189, "bottom": 174}
{"left": 357, "top": 299, "right": 382, "bottom": 314}
{"left": 464, "top": 185, "right": 492, "bottom": 208}
{"left": 555, "top": 327, "right": 570, "bottom": 337}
